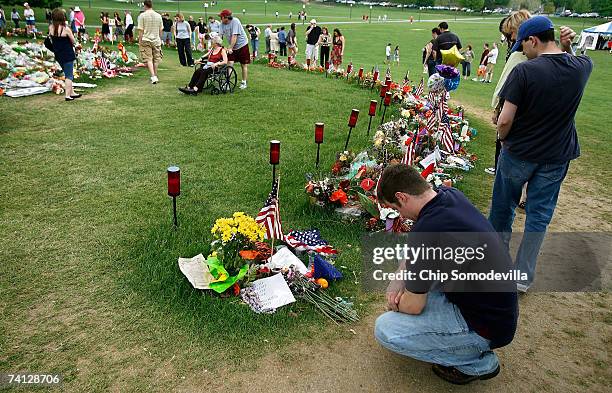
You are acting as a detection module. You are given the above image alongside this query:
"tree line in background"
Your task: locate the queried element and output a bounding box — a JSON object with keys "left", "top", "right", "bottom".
{"left": 396, "top": 0, "right": 610, "bottom": 15}
{"left": 1, "top": 0, "right": 62, "bottom": 8}
{"left": 0, "top": 0, "right": 608, "bottom": 16}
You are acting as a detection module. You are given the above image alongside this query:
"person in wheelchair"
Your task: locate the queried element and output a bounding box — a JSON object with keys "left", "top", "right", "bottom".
{"left": 178, "top": 35, "right": 228, "bottom": 95}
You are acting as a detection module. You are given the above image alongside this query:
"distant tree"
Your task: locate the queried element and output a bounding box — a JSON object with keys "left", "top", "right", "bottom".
{"left": 508, "top": 0, "right": 542, "bottom": 11}
{"left": 572, "top": 0, "right": 591, "bottom": 13}
{"left": 459, "top": 0, "right": 486, "bottom": 11}
{"left": 484, "top": 0, "right": 510, "bottom": 9}
{"left": 415, "top": 0, "right": 436, "bottom": 6}
{"left": 591, "top": 0, "right": 612, "bottom": 15}
{"left": 542, "top": 1, "right": 555, "bottom": 12}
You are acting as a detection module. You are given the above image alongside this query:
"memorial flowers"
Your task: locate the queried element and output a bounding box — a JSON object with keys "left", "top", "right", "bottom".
{"left": 210, "top": 212, "right": 266, "bottom": 273}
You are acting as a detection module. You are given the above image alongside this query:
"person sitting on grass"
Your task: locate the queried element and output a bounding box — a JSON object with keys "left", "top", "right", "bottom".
{"left": 178, "top": 35, "right": 227, "bottom": 95}
{"left": 374, "top": 164, "right": 518, "bottom": 385}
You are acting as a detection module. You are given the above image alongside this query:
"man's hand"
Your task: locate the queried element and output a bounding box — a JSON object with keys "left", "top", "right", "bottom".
{"left": 492, "top": 109, "right": 499, "bottom": 125}
{"left": 559, "top": 26, "right": 576, "bottom": 53}
{"left": 385, "top": 261, "right": 406, "bottom": 311}
{"left": 227, "top": 48, "right": 233, "bottom": 54}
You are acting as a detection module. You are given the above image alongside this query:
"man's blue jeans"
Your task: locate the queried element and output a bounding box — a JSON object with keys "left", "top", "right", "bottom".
{"left": 488, "top": 148, "right": 569, "bottom": 287}
{"left": 374, "top": 292, "right": 499, "bottom": 376}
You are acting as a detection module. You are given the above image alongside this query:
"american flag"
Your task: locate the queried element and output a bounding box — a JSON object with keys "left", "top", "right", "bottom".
{"left": 426, "top": 105, "right": 438, "bottom": 133}
{"left": 414, "top": 77, "right": 424, "bottom": 97}
{"left": 402, "top": 73, "right": 409, "bottom": 85}
{"left": 284, "top": 229, "right": 337, "bottom": 256}
{"left": 438, "top": 96, "right": 454, "bottom": 153}
{"left": 401, "top": 133, "right": 417, "bottom": 166}
{"left": 256, "top": 179, "right": 284, "bottom": 240}
{"left": 99, "top": 54, "right": 111, "bottom": 72}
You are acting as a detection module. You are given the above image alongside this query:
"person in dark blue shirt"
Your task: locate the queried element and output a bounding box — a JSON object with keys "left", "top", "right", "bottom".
{"left": 374, "top": 164, "right": 518, "bottom": 385}
{"left": 490, "top": 16, "right": 592, "bottom": 293}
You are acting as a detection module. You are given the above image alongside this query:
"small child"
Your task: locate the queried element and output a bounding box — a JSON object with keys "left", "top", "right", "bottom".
{"left": 385, "top": 43, "right": 391, "bottom": 64}
{"left": 394, "top": 45, "right": 400, "bottom": 65}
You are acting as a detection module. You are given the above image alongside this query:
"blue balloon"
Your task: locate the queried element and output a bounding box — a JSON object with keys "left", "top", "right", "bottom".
{"left": 444, "top": 75, "right": 461, "bottom": 92}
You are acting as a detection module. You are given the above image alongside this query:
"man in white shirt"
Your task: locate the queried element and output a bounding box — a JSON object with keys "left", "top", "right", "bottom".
{"left": 484, "top": 42, "right": 499, "bottom": 83}
{"left": 124, "top": 10, "right": 134, "bottom": 43}
{"left": 264, "top": 24, "right": 272, "bottom": 54}
{"left": 208, "top": 16, "right": 220, "bottom": 35}
{"left": 385, "top": 43, "right": 391, "bottom": 64}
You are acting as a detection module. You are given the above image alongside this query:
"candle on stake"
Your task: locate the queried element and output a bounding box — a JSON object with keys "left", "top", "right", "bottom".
{"left": 314, "top": 122, "right": 324, "bottom": 168}
{"left": 367, "top": 100, "right": 377, "bottom": 136}
{"left": 381, "top": 91, "right": 392, "bottom": 125}
{"left": 167, "top": 166, "right": 180, "bottom": 227}
{"left": 270, "top": 140, "right": 280, "bottom": 185}
{"left": 345, "top": 109, "right": 359, "bottom": 151}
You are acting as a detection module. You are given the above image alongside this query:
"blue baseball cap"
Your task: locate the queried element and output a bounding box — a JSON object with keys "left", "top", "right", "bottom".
{"left": 511, "top": 16, "right": 554, "bottom": 53}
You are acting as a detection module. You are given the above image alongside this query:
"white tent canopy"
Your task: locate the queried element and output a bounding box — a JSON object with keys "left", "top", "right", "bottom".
{"left": 578, "top": 22, "right": 612, "bottom": 50}
{"left": 584, "top": 22, "right": 612, "bottom": 34}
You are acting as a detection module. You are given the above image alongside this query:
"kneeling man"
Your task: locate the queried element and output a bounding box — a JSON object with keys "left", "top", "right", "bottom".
{"left": 374, "top": 164, "right": 518, "bottom": 385}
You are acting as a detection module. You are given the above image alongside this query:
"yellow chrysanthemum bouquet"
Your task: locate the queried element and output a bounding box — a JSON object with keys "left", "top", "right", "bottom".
{"left": 210, "top": 212, "right": 266, "bottom": 273}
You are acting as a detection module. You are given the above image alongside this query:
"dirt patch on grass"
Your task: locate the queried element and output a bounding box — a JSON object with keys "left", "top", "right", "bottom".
{"left": 176, "top": 292, "right": 611, "bottom": 393}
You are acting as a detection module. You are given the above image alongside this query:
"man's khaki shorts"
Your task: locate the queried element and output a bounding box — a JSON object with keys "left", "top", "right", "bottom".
{"left": 139, "top": 41, "right": 163, "bottom": 63}
{"left": 486, "top": 63, "right": 495, "bottom": 73}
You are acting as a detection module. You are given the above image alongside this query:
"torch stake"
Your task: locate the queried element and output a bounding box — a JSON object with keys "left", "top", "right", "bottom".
{"left": 380, "top": 106, "right": 388, "bottom": 125}
{"left": 344, "top": 126, "right": 353, "bottom": 151}
{"left": 379, "top": 97, "right": 383, "bottom": 113}
{"left": 272, "top": 164, "right": 277, "bottom": 186}
{"left": 172, "top": 196, "right": 178, "bottom": 228}
{"left": 316, "top": 144, "right": 321, "bottom": 169}
{"left": 367, "top": 116, "right": 373, "bottom": 136}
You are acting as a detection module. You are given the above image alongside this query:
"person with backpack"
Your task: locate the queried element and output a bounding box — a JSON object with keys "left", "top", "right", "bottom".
{"left": 247, "top": 24, "right": 260, "bottom": 59}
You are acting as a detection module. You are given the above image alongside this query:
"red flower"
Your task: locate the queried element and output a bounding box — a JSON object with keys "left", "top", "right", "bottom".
{"left": 232, "top": 283, "right": 240, "bottom": 296}
{"left": 360, "top": 178, "right": 375, "bottom": 192}
{"left": 329, "top": 189, "right": 348, "bottom": 206}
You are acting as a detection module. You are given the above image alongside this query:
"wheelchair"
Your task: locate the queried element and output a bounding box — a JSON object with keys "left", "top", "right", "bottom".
{"left": 201, "top": 64, "right": 238, "bottom": 95}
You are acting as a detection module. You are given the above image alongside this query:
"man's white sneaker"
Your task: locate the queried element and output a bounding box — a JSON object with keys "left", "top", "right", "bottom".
{"left": 151, "top": 76, "right": 159, "bottom": 84}
{"left": 484, "top": 167, "right": 496, "bottom": 175}
{"left": 239, "top": 82, "right": 247, "bottom": 90}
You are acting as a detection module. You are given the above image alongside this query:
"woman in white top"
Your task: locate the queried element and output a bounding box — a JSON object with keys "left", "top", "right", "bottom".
{"left": 269, "top": 28, "right": 280, "bottom": 55}
{"left": 173, "top": 13, "right": 194, "bottom": 67}
{"left": 23, "top": 2, "right": 35, "bottom": 35}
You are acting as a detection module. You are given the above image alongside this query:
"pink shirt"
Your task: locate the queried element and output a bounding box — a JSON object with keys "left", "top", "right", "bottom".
{"left": 74, "top": 11, "right": 85, "bottom": 27}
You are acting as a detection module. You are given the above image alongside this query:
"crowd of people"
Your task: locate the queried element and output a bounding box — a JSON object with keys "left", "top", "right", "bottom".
{"left": 421, "top": 22, "right": 502, "bottom": 84}
{"left": 242, "top": 19, "right": 346, "bottom": 70}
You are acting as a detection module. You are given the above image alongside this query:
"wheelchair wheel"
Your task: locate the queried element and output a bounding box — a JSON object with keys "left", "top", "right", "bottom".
{"left": 220, "top": 66, "right": 238, "bottom": 93}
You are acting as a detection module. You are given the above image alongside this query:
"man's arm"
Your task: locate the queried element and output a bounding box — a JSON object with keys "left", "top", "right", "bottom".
{"left": 398, "top": 290, "right": 428, "bottom": 315}
{"left": 559, "top": 26, "right": 576, "bottom": 55}
{"left": 497, "top": 100, "right": 518, "bottom": 140}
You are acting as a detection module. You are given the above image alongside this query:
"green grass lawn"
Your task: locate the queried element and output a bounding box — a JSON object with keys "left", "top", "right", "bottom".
{"left": 1, "top": 3, "right": 611, "bottom": 390}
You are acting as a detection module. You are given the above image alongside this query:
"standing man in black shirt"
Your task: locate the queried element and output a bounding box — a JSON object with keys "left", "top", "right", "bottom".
{"left": 305, "top": 19, "right": 322, "bottom": 66}
{"left": 374, "top": 164, "right": 518, "bottom": 385}
{"left": 489, "top": 16, "right": 592, "bottom": 293}
{"left": 432, "top": 21, "right": 462, "bottom": 64}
